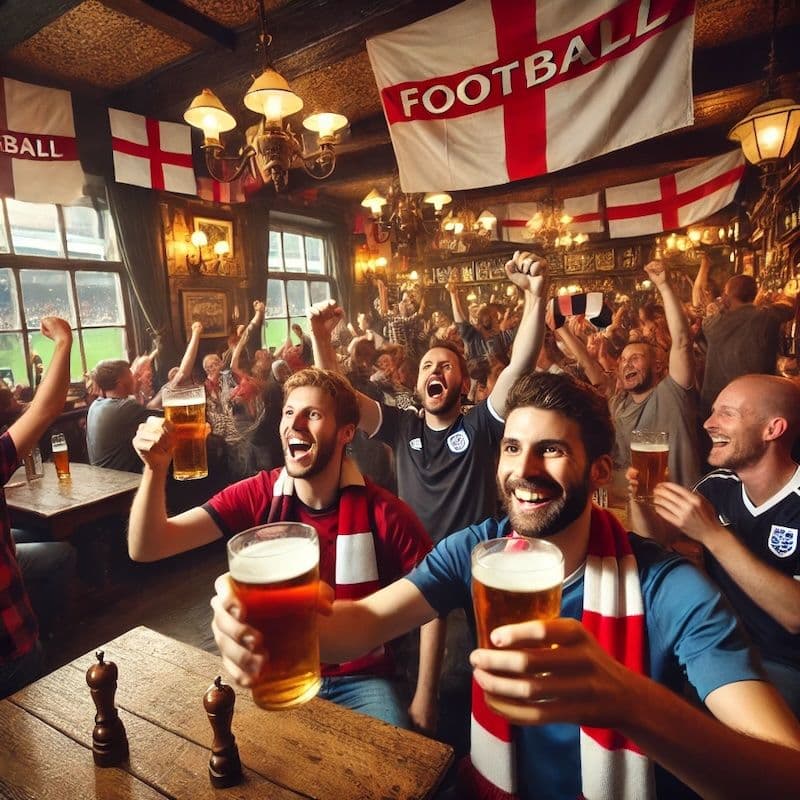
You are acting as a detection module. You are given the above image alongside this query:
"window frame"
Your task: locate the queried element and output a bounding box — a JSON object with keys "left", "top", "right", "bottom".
{"left": 0, "top": 199, "right": 133, "bottom": 386}
{"left": 264, "top": 216, "right": 338, "bottom": 350}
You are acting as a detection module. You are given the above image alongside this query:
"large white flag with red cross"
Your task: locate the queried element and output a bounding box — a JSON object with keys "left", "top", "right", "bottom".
{"left": 197, "top": 176, "right": 246, "bottom": 204}
{"left": 605, "top": 150, "right": 745, "bottom": 238}
{"left": 498, "top": 202, "right": 539, "bottom": 243}
{"left": 0, "top": 77, "right": 85, "bottom": 204}
{"left": 563, "top": 192, "right": 604, "bottom": 234}
{"left": 109, "top": 108, "right": 196, "bottom": 195}
{"left": 367, "top": 0, "right": 696, "bottom": 192}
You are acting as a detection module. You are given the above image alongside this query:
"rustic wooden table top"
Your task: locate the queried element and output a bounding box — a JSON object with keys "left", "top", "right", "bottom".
{"left": 5, "top": 462, "right": 141, "bottom": 518}
{"left": 0, "top": 626, "right": 454, "bottom": 800}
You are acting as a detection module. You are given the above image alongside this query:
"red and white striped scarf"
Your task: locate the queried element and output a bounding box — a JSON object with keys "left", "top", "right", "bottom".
{"left": 268, "top": 458, "right": 386, "bottom": 675}
{"left": 462, "top": 507, "right": 654, "bottom": 800}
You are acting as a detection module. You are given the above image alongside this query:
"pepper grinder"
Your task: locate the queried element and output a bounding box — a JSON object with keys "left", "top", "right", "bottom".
{"left": 86, "top": 650, "right": 129, "bottom": 767}
{"left": 203, "top": 675, "right": 243, "bottom": 788}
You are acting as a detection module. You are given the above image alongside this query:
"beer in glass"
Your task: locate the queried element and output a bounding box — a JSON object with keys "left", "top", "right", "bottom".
{"left": 163, "top": 385, "right": 207, "bottom": 480}
{"left": 630, "top": 430, "right": 669, "bottom": 501}
{"left": 471, "top": 537, "right": 564, "bottom": 650}
{"left": 51, "top": 433, "right": 70, "bottom": 480}
{"left": 227, "top": 523, "right": 321, "bottom": 710}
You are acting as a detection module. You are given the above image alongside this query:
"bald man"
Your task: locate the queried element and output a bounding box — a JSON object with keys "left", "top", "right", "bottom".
{"left": 648, "top": 374, "right": 800, "bottom": 716}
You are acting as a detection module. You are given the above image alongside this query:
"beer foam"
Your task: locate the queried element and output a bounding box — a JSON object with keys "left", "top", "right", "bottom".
{"left": 163, "top": 395, "right": 205, "bottom": 408}
{"left": 630, "top": 443, "right": 669, "bottom": 452}
{"left": 230, "top": 538, "right": 318, "bottom": 584}
{"left": 473, "top": 550, "right": 563, "bottom": 592}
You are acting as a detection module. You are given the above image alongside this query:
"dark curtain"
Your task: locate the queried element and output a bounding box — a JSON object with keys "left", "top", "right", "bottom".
{"left": 330, "top": 224, "right": 354, "bottom": 316}
{"left": 241, "top": 197, "right": 271, "bottom": 307}
{"left": 106, "top": 181, "right": 179, "bottom": 371}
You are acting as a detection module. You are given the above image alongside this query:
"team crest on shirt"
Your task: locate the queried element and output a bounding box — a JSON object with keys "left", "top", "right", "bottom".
{"left": 768, "top": 525, "right": 798, "bottom": 558}
{"left": 409, "top": 437, "right": 422, "bottom": 451}
{"left": 447, "top": 431, "right": 469, "bottom": 453}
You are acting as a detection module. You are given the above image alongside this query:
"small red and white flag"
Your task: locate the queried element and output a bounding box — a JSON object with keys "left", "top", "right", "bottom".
{"left": 197, "top": 176, "right": 245, "bottom": 204}
{"left": 367, "top": 0, "right": 696, "bottom": 192}
{"left": 499, "top": 202, "right": 539, "bottom": 244}
{"left": 605, "top": 150, "right": 745, "bottom": 238}
{"left": 563, "top": 192, "right": 604, "bottom": 234}
{"left": 0, "top": 77, "right": 85, "bottom": 204}
{"left": 109, "top": 108, "right": 196, "bottom": 195}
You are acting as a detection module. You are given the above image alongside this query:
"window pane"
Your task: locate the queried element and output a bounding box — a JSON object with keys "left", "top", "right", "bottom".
{"left": 309, "top": 281, "right": 331, "bottom": 306}
{"left": 102, "top": 208, "right": 120, "bottom": 261}
{"left": 283, "top": 233, "right": 305, "bottom": 272}
{"left": 20, "top": 269, "right": 76, "bottom": 327}
{"left": 75, "top": 271, "right": 124, "bottom": 325}
{"left": 0, "top": 269, "right": 21, "bottom": 330}
{"left": 0, "top": 333, "right": 27, "bottom": 387}
{"left": 286, "top": 280, "right": 307, "bottom": 316}
{"left": 305, "top": 236, "right": 325, "bottom": 274}
{"left": 7, "top": 199, "right": 63, "bottom": 257}
{"left": 64, "top": 206, "right": 106, "bottom": 261}
{"left": 29, "top": 329, "right": 83, "bottom": 382}
{"left": 82, "top": 327, "right": 126, "bottom": 372}
{"left": 266, "top": 279, "right": 286, "bottom": 318}
{"left": 264, "top": 319, "right": 288, "bottom": 351}
{"left": 268, "top": 230, "right": 283, "bottom": 269}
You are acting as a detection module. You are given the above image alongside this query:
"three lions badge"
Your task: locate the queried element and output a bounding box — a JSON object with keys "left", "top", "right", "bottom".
{"left": 768, "top": 525, "right": 798, "bottom": 558}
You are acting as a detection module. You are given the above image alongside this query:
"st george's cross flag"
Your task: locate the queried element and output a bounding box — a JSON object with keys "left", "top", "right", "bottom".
{"left": 197, "top": 176, "right": 246, "bottom": 204}
{"left": 563, "top": 192, "right": 604, "bottom": 234}
{"left": 109, "top": 108, "right": 196, "bottom": 195}
{"left": 0, "top": 77, "right": 85, "bottom": 204}
{"left": 499, "top": 202, "right": 539, "bottom": 243}
{"left": 367, "top": 0, "right": 696, "bottom": 192}
{"left": 605, "top": 150, "right": 745, "bottom": 238}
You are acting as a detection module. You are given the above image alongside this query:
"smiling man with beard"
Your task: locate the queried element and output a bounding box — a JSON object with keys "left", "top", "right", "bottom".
{"left": 212, "top": 371, "right": 800, "bottom": 800}
{"left": 641, "top": 373, "right": 800, "bottom": 717}
{"left": 127, "top": 368, "right": 439, "bottom": 730}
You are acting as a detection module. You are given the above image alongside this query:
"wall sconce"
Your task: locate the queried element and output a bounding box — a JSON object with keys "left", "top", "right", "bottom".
{"left": 187, "top": 230, "right": 207, "bottom": 274}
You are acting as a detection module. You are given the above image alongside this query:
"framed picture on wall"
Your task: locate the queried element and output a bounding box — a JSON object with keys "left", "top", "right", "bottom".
{"left": 193, "top": 216, "right": 234, "bottom": 263}
{"left": 181, "top": 289, "right": 229, "bottom": 339}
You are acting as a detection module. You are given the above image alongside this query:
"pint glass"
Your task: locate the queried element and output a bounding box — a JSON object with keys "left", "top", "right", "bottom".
{"left": 471, "top": 537, "right": 564, "bottom": 650}
{"left": 163, "top": 385, "right": 207, "bottom": 480}
{"left": 630, "top": 430, "right": 669, "bottom": 501}
{"left": 51, "top": 433, "right": 70, "bottom": 480}
{"left": 227, "top": 523, "right": 321, "bottom": 710}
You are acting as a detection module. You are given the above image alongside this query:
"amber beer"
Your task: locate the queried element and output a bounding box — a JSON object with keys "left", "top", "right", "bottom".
{"left": 163, "top": 385, "right": 207, "bottom": 480}
{"left": 471, "top": 538, "right": 564, "bottom": 650}
{"left": 51, "top": 433, "right": 70, "bottom": 480}
{"left": 631, "top": 430, "right": 669, "bottom": 501}
{"left": 228, "top": 524, "right": 321, "bottom": 710}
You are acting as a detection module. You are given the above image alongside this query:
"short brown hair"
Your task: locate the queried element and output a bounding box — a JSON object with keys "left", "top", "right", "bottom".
{"left": 283, "top": 368, "right": 359, "bottom": 428}
{"left": 505, "top": 372, "right": 614, "bottom": 462}
{"left": 425, "top": 339, "right": 468, "bottom": 380}
{"left": 91, "top": 359, "right": 130, "bottom": 392}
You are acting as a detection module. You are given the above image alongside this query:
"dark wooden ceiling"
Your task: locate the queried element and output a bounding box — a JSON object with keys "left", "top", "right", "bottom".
{"left": 1, "top": 0, "right": 799, "bottom": 210}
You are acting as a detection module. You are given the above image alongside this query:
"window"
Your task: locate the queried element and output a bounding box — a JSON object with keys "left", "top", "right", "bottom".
{"left": 0, "top": 198, "right": 128, "bottom": 386}
{"left": 264, "top": 222, "right": 336, "bottom": 351}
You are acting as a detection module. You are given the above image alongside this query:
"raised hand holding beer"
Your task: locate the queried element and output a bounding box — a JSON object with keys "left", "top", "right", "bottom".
{"left": 133, "top": 416, "right": 175, "bottom": 473}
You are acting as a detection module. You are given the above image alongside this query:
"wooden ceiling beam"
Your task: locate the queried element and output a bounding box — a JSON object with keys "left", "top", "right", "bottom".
{"left": 0, "top": 0, "right": 83, "bottom": 53}
{"left": 109, "top": 0, "right": 462, "bottom": 117}
{"left": 99, "top": 0, "right": 237, "bottom": 51}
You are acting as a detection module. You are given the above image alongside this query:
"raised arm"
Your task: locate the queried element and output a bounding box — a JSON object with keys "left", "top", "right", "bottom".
{"left": 127, "top": 418, "right": 221, "bottom": 562}
{"left": 8, "top": 317, "right": 73, "bottom": 458}
{"left": 170, "top": 321, "right": 203, "bottom": 388}
{"left": 645, "top": 260, "right": 694, "bottom": 389}
{"left": 230, "top": 301, "right": 265, "bottom": 374}
{"left": 555, "top": 319, "right": 609, "bottom": 391}
{"left": 489, "top": 251, "right": 548, "bottom": 418}
{"left": 692, "top": 251, "right": 713, "bottom": 310}
{"left": 309, "top": 299, "right": 382, "bottom": 434}
{"left": 446, "top": 270, "right": 467, "bottom": 324}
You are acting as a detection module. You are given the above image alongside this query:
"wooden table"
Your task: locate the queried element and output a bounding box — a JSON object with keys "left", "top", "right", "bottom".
{"left": 5, "top": 462, "right": 141, "bottom": 539}
{"left": 0, "top": 626, "right": 454, "bottom": 799}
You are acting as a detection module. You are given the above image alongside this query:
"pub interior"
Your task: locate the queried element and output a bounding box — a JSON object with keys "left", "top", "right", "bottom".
{"left": 2, "top": 1, "right": 800, "bottom": 799}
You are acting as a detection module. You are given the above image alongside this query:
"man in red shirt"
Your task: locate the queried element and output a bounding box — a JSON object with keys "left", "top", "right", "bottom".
{"left": 128, "top": 368, "right": 436, "bottom": 728}
{"left": 1, "top": 317, "right": 73, "bottom": 698}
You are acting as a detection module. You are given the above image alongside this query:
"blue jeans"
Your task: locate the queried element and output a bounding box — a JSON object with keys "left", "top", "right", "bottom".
{"left": 318, "top": 675, "right": 410, "bottom": 729}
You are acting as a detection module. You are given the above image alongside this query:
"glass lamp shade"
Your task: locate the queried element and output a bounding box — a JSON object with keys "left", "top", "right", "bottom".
{"left": 184, "top": 89, "right": 236, "bottom": 143}
{"left": 477, "top": 209, "right": 497, "bottom": 230}
{"left": 361, "top": 189, "right": 388, "bottom": 216}
{"left": 244, "top": 68, "right": 304, "bottom": 123}
{"left": 213, "top": 240, "right": 230, "bottom": 256}
{"left": 303, "top": 112, "right": 348, "bottom": 138}
{"left": 190, "top": 230, "right": 208, "bottom": 248}
{"left": 728, "top": 98, "right": 800, "bottom": 165}
{"left": 423, "top": 192, "right": 452, "bottom": 212}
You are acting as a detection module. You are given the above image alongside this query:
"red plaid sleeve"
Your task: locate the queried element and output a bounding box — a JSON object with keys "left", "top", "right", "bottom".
{"left": 0, "top": 432, "right": 39, "bottom": 663}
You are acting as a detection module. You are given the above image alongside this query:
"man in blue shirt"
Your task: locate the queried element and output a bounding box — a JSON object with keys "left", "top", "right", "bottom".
{"left": 212, "top": 372, "right": 800, "bottom": 799}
